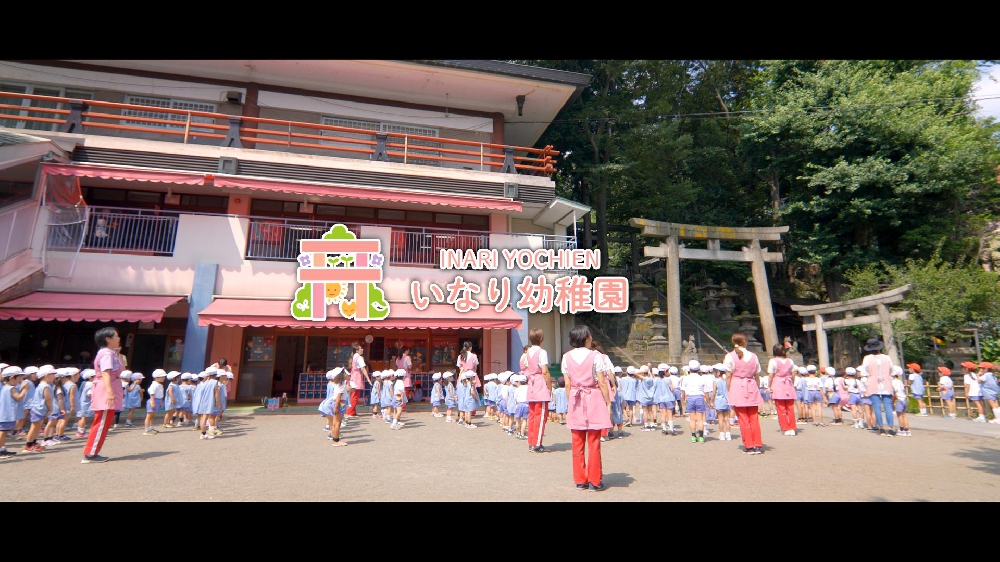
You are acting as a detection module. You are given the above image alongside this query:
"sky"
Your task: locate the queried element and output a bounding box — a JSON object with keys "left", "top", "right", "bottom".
{"left": 973, "top": 63, "right": 1000, "bottom": 121}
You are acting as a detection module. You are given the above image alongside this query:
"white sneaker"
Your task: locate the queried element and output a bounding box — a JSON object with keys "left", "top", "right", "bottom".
{"left": 340, "top": 422, "right": 347, "bottom": 428}
{"left": 973, "top": 416, "right": 987, "bottom": 423}
{"left": 390, "top": 423, "right": 400, "bottom": 430}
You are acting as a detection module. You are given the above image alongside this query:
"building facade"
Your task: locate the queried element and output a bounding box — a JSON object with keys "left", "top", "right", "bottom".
{"left": 0, "top": 59, "right": 591, "bottom": 402}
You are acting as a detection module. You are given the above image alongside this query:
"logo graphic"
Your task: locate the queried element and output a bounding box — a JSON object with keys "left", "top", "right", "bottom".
{"left": 291, "top": 225, "right": 390, "bottom": 322}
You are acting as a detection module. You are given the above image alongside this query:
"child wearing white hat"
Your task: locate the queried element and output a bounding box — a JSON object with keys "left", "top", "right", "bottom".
{"left": 430, "top": 373, "right": 444, "bottom": 417}
{"left": 75, "top": 369, "right": 96, "bottom": 437}
{"left": 456, "top": 371, "right": 478, "bottom": 429}
{"left": 144, "top": 369, "right": 166, "bottom": 435}
{"left": 390, "top": 368, "right": 408, "bottom": 430}
{"left": 163, "top": 371, "right": 182, "bottom": 428}
{"left": 378, "top": 371, "right": 392, "bottom": 424}
{"left": 680, "top": 361, "right": 707, "bottom": 443}
{"left": 505, "top": 372, "right": 519, "bottom": 435}
{"left": 443, "top": 371, "right": 457, "bottom": 423}
{"left": 41, "top": 368, "right": 69, "bottom": 447}
{"left": 512, "top": 374, "right": 529, "bottom": 439}
{"left": 24, "top": 365, "right": 56, "bottom": 451}
{"left": 56, "top": 367, "right": 80, "bottom": 442}
{"left": 891, "top": 366, "right": 910, "bottom": 436}
{"left": 1, "top": 367, "right": 30, "bottom": 458}
{"left": 194, "top": 369, "right": 221, "bottom": 439}
{"left": 12, "top": 366, "right": 38, "bottom": 438}
{"left": 318, "top": 368, "right": 349, "bottom": 447}
{"left": 179, "top": 373, "right": 195, "bottom": 427}
{"left": 483, "top": 373, "right": 498, "bottom": 421}
{"left": 496, "top": 372, "right": 511, "bottom": 430}
{"left": 369, "top": 370, "right": 382, "bottom": 420}
{"left": 620, "top": 366, "right": 638, "bottom": 426}
{"left": 121, "top": 371, "right": 141, "bottom": 428}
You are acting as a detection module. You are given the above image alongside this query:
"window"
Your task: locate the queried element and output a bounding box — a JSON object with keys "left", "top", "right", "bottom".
{"left": 435, "top": 213, "right": 462, "bottom": 225}
{"left": 462, "top": 215, "right": 489, "bottom": 227}
{"left": 0, "top": 181, "right": 34, "bottom": 209}
{"left": 315, "top": 205, "right": 346, "bottom": 216}
{"left": 0, "top": 83, "right": 93, "bottom": 131}
{"left": 126, "top": 191, "right": 163, "bottom": 204}
{"left": 320, "top": 116, "right": 441, "bottom": 166}
{"left": 121, "top": 95, "right": 216, "bottom": 132}
{"left": 406, "top": 211, "right": 433, "bottom": 223}
{"left": 377, "top": 209, "right": 406, "bottom": 221}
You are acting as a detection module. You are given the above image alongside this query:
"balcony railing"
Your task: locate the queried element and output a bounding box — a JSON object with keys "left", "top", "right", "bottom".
{"left": 246, "top": 218, "right": 363, "bottom": 260}
{"left": 0, "top": 92, "right": 559, "bottom": 176}
{"left": 390, "top": 227, "right": 489, "bottom": 267}
{"left": 46, "top": 206, "right": 179, "bottom": 256}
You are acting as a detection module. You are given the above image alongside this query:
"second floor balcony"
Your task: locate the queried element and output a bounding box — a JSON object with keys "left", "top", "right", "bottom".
{"left": 44, "top": 206, "right": 578, "bottom": 268}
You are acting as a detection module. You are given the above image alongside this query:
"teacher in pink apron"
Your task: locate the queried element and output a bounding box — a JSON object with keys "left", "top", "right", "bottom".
{"left": 562, "top": 324, "right": 612, "bottom": 492}
{"left": 724, "top": 333, "right": 764, "bottom": 454}
{"left": 768, "top": 342, "right": 797, "bottom": 435}
{"left": 456, "top": 342, "right": 481, "bottom": 414}
{"left": 347, "top": 342, "right": 372, "bottom": 417}
{"left": 397, "top": 347, "right": 413, "bottom": 405}
{"left": 82, "top": 327, "right": 124, "bottom": 463}
{"left": 524, "top": 328, "right": 552, "bottom": 453}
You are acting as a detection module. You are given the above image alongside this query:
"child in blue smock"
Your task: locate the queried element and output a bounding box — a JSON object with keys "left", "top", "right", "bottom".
{"left": 430, "top": 373, "right": 443, "bottom": 417}
{"left": 443, "top": 372, "right": 457, "bottom": 422}
{"left": 369, "top": 372, "right": 382, "bottom": 419}
{"left": 554, "top": 377, "right": 568, "bottom": 424}
{"left": 637, "top": 367, "right": 656, "bottom": 431}
{"left": 713, "top": 365, "right": 732, "bottom": 441}
{"left": 484, "top": 373, "right": 498, "bottom": 420}
{"left": 653, "top": 365, "right": 676, "bottom": 435}
{"left": 620, "top": 366, "right": 638, "bottom": 426}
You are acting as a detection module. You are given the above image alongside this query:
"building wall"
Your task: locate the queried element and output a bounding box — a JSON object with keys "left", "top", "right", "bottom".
{"left": 207, "top": 324, "right": 245, "bottom": 396}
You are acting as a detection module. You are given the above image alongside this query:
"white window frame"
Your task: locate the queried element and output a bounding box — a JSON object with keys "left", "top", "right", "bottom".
{"left": 0, "top": 82, "right": 93, "bottom": 132}
{"left": 320, "top": 116, "right": 442, "bottom": 166}
{"left": 120, "top": 94, "right": 217, "bottom": 132}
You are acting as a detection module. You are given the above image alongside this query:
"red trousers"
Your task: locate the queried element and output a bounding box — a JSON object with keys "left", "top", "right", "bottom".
{"left": 734, "top": 406, "right": 762, "bottom": 448}
{"left": 347, "top": 389, "right": 360, "bottom": 416}
{"left": 84, "top": 410, "right": 113, "bottom": 457}
{"left": 571, "top": 429, "right": 603, "bottom": 486}
{"left": 527, "top": 401, "right": 547, "bottom": 448}
{"left": 775, "top": 399, "right": 796, "bottom": 431}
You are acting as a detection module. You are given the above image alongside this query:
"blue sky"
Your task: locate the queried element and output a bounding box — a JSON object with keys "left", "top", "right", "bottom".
{"left": 973, "top": 63, "right": 1000, "bottom": 121}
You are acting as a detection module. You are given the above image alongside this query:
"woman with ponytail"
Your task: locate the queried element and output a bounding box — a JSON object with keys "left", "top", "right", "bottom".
{"left": 723, "top": 333, "right": 765, "bottom": 454}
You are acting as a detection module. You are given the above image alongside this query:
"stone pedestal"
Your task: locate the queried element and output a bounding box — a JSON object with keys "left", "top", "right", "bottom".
{"left": 717, "top": 283, "right": 739, "bottom": 334}
{"left": 735, "top": 313, "right": 763, "bottom": 352}
{"left": 696, "top": 278, "right": 722, "bottom": 326}
{"left": 645, "top": 303, "right": 669, "bottom": 361}
{"left": 627, "top": 288, "right": 653, "bottom": 354}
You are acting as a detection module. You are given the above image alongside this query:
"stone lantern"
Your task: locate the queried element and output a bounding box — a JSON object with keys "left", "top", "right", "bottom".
{"left": 645, "top": 301, "right": 669, "bottom": 357}
{"left": 734, "top": 312, "right": 763, "bottom": 352}
{"left": 716, "top": 283, "right": 739, "bottom": 334}
{"left": 695, "top": 278, "right": 722, "bottom": 324}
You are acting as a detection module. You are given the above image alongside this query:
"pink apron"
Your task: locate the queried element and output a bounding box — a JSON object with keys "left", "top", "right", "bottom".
{"left": 770, "top": 358, "right": 796, "bottom": 401}
{"left": 564, "top": 349, "right": 611, "bottom": 431}
{"left": 91, "top": 347, "right": 124, "bottom": 412}
{"left": 350, "top": 354, "right": 364, "bottom": 390}
{"left": 396, "top": 355, "right": 412, "bottom": 388}
{"left": 727, "top": 351, "right": 763, "bottom": 407}
{"left": 458, "top": 354, "right": 481, "bottom": 388}
{"left": 525, "top": 347, "right": 550, "bottom": 403}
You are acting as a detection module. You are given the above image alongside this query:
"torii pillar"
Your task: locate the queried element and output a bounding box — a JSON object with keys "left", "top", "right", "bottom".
{"left": 791, "top": 284, "right": 912, "bottom": 368}
{"left": 630, "top": 219, "right": 788, "bottom": 363}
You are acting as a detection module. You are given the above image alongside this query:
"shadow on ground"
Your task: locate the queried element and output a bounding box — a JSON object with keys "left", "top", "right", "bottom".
{"left": 952, "top": 446, "right": 1000, "bottom": 475}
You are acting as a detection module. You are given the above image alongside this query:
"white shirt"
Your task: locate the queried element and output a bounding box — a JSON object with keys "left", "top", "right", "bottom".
{"left": 939, "top": 375, "right": 953, "bottom": 389}
{"left": 804, "top": 377, "right": 822, "bottom": 391}
{"left": 560, "top": 348, "right": 601, "bottom": 379}
{"left": 331, "top": 381, "right": 347, "bottom": 399}
{"left": 723, "top": 351, "right": 761, "bottom": 374}
{"left": 514, "top": 384, "right": 528, "bottom": 403}
{"left": 596, "top": 353, "right": 613, "bottom": 374}
{"left": 759, "top": 375, "right": 770, "bottom": 389}
{"left": 700, "top": 374, "right": 715, "bottom": 394}
{"left": 148, "top": 381, "right": 164, "bottom": 399}
{"left": 767, "top": 357, "right": 796, "bottom": 375}
{"left": 393, "top": 379, "right": 406, "bottom": 397}
{"left": 794, "top": 375, "right": 803, "bottom": 390}
{"left": 845, "top": 378, "right": 860, "bottom": 393}
{"left": 891, "top": 378, "right": 906, "bottom": 400}
{"left": 521, "top": 346, "right": 549, "bottom": 372}
{"left": 964, "top": 373, "right": 982, "bottom": 396}
{"left": 680, "top": 374, "right": 705, "bottom": 396}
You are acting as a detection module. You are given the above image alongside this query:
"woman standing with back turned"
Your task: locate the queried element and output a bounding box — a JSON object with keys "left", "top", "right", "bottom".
{"left": 724, "top": 333, "right": 765, "bottom": 454}
{"left": 562, "top": 324, "right": 612, "bottom": 492}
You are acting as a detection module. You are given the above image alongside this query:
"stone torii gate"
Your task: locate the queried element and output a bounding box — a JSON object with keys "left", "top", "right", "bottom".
{"left": 790, "top": 284, "right": 912, "bottom": 368}
{"left": 630, "top": 218, "right": 789, "bottom": 363}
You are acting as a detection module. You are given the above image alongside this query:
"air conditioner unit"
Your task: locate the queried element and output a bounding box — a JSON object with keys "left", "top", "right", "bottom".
{"left": 504, "top": 182, "right": 518, "bottom": 199}
{"left": 218, "top": 157, "right": 239, "bottom": 175}
{"left": 225, "top": 91, "right": 243, "bottom": 105}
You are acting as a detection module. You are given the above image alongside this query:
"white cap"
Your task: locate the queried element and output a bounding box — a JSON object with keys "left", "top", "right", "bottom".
{"left": 64, "top": 367, "right": 80, "bottom": 376}
{"left": 382, "top": 371, "right": 393, "bottom": 379}
{"left": 443, "top": 371, "right": 455, "bottom": 379}
{"left": 166, "top": 370, "right": 180, "bottom": 378}
{"left": 0, "top": 363, "right": 7, "bottom": 370}
{"left": 395, "top": 368, "right": 406, "bottom": 377}
{"left": 432, "top": 373, "right": 442, "bottom": 380}
{"left": 132, "top": 372, "right": 145, "bottom": 380}
{"left": 699, "top": 365, "right": 713, "bottom": 373}
{"left": 824, "top": 366, "right": 836, "bottom": 376}
{"left": 370, "top": 370, "right": 382, "bottom": 379}
{"left": 38, "top": 365, "right": 57, "bottom": 376}
{"left": 2, "top": 366, "right": 23, "bottom": 377}
{"left": 845, "top": 367, "right": 857, "bottom": 375}
{"left": 23, "top": 366, "right": 39, "bottom": 375}
{"left": 459, "top": 372, "right": 468, "bottom": 381}
{"left": 651, "top": 367, "right": 660, "bottom": 376}
{"left": 714, "top": 363, "right": 727, "bottom": 372}
{"left": 797, "top": 367, "right": 808, "bottom": 375}
{"left": 326, "top": 367, "right": 344, "bottom": 379}
{"left": 806, "top": 365, "right": 817, "bottom": 372}
{"left": 613, "top": 366, "right": 622, "bottom": 373}
{"left": 498, "top": 372, "right": 510, "bottom": 382}
{"left": 638, "top": 365, "right": 649, "bottom": 374}
{"left": 81, "top": 369, "right": 96, "bottom": 379}
{"left": 688, "top": 359, "right": 700, "bottom": 371}
{"left": 626, "top": 366, "right": 636, "bottom": 375}
{"left": 668, "top": 366, "right": 679, "bottom": 375}
{"left": 180, "top": 373, "right": 192, "bottom": 380}
{"left": 54, "top": 368, "right": 69, "bottom": 377}
{"left": 515, "top": 374, "right": 528, "bottom": 383}
{"left": 195, "top": 372, "right": 206, "bottom": 379}
{"left": 891, "top": 365, "right": 903, "bottom": 377}
{"left": 657, "top": 363, "right": 668, "bottom": 371}
{"left": 152, "top": 368, "right": 167, "bottom": 378}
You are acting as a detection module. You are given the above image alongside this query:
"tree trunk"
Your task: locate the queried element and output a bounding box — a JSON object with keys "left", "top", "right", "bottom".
{"left": 596, "top": 184, "right": 608, "bottom": 273}
{"left": 825, "top": 273, "right": 861, "bottom": 369}
{"left": 581, "top": 180, "right": 592, "bottom": 250}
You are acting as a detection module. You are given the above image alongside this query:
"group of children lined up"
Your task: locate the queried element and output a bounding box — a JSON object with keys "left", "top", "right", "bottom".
{"left": 0, "top": 361, "right": 235, "bottom": 458}
{"left": 317, "top": 366, "right": 409, "bottom": 446}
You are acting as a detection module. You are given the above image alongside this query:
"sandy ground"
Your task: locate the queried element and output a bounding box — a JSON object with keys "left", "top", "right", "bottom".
{"left": 1, "top": 408, "right": 996, "bottom": 502}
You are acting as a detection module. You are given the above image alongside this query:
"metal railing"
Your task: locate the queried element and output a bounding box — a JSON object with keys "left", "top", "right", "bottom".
{"left": 46, "top": 206, "right": 179, "bottom": 256}
{"left": 246, "top": 218, "right": 364, "bottom": 260}
{"left": 0, "top": 91, "right": 559, "bottom": 176}
{"left": 391, "top": 227, "right": 489, "bottom": 267}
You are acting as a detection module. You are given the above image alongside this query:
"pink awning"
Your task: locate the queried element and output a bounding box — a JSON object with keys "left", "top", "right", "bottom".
{"left": 198, "top": 298, "right": 523, "bottom": 330}
{"left": 42, "top": 163, "right": 208, "bottom": 185}
{"left": 0, "top": 292, "right": 187, "bottom": 323}
{"left": 211, "top": 175, "right": 522, "bottom": 212}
